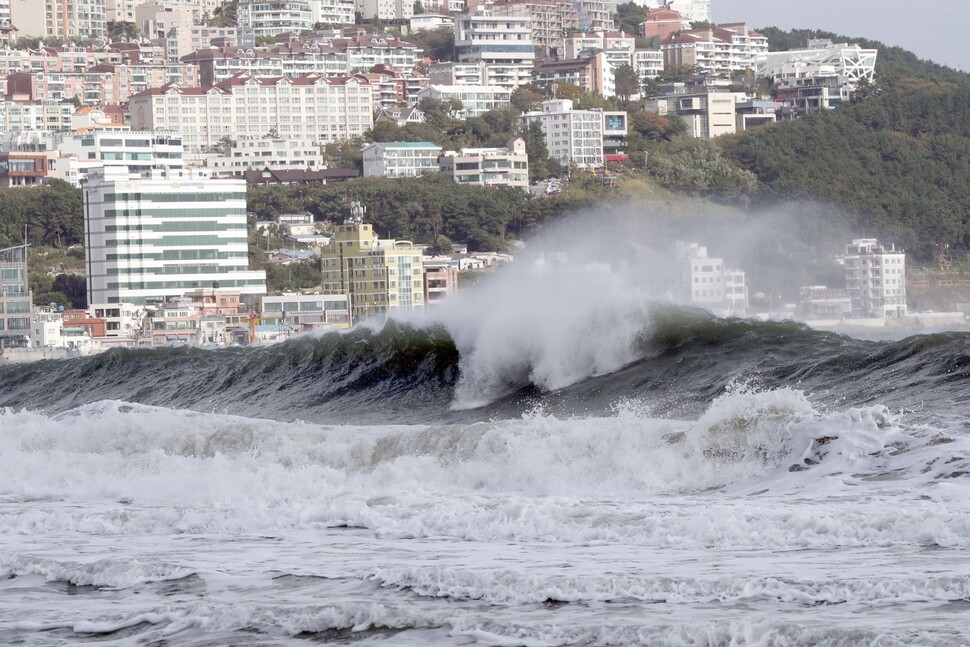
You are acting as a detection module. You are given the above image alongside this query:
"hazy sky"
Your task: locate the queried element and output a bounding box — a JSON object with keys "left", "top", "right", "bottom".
{"left": 714, "top": 0, "right": 968, "bottom": 71}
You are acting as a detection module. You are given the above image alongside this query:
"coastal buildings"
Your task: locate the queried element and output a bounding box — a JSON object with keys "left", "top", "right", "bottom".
{"left": 667, "top": 242, "right": 747, "bottom": 316}
{"left": 0, "top": 243, "right": 31, "bottom": 346}
{"left": 128, "top": 74, "right": 374, "bottom": 153}
{"left": 82, "top": 167, "right": 267, "bottom": 306}
{"left": 260, "top": 293, "right": 351, "bottom": 331}
{"left": 648, "top": 89, "right": 742, "bottom": 138}
{"left": 757, "top": 39, "right": 877, "bottom": 90}
{"left": 319, "top": 216, "right": 424, "bottom": 322}
{"left": 196, "top": 136, "right": 325, "bottom": 177}
{"left": 237, "top": 0, "right": 313, "bottom": 46}
{"left": 51, "top": 129, "right": 185, "bottom": 186}
{"left": 414, "top": 84, "right": 511, "bottom": 118}
{"left": 438, "top": 137, "right": 529, "bottom": 189}
{"left": 661, "top": 23, "right": 768, "bottom": 76}
{"left": 490, "top": 0, "right": 578, "bottom": 53}
{"left": 518, "top": 99, "right": 625, "bottom": 168}
{"left": 454, "top": 9, "right": 535, "bottom": 90}
{"left": 362, "top": 141, "right": 443, "bottom": 178}
{"left": 844, "top": 238, "right": 907, "bottom": 319}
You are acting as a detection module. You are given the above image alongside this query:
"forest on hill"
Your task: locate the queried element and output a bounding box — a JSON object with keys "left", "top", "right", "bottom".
{"left": 716, "top": 28, "right": 970, "bottom": 262}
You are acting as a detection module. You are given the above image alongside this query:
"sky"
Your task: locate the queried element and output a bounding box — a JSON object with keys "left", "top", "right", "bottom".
{"left": 713, "top": 0, "right": 968, "bottom": 71}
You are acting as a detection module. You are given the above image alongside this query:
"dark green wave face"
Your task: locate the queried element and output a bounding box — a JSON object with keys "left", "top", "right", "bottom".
{"left": 2, "top": 306, "right": 969, "bottom": 424}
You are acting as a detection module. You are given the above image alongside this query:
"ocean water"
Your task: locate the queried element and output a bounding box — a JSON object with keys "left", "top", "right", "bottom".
{"left": 3, "top": 233, "right": 970, "bottom": 645}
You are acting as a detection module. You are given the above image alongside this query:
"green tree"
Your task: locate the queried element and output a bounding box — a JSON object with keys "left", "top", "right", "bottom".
{"left": 106, "top": 21, "right": 140, "bottom": 41}
{"left": 614, "top": 63, "right": 640, "bottom": 100}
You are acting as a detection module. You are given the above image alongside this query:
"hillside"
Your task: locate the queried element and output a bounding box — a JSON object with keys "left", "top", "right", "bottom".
{"left": 719, "top": 29, "right": 970, "bottom": 263}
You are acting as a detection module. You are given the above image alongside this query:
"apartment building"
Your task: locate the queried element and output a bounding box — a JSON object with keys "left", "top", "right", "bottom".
{"left": 454, "top": 9, "right": 534, "bottom": 90}
{"left": 313, "top": 0, "right": 355, "bottom": 27}
{"left": 319, "top": 220, "right": 425, "bottom": 322}
{"left": 362, "top": 141, "right": 443, "bottom": 178}
{"left": 0, "top": 243, "right": 32, "bottom": 346}
{"left": 645, "top": 88, "right": 749, "bottom": 138}
{"left": 414, "top": 84, "right": 511, "bottom": 118}
{"left": 332, "top": 33, "right": 419, "bottom": 73}
{"left": 438, "top": 137, "right": 528, "bottom": 189}
{"left": 560, "top": 30, "right": 634, "bottom": 60}
{"left": 518, "top": 99, "right": 608, "bottom": 168}
{"left": 237, "top": 0, "right": 313, "bottom": 46}
{"left": 183, "top": 42, "right": 350, "bottom": 86}
{"left": 9, "top": 0, "right": 106, "bottom": 40}
{"left": 427, "top": 61, "right": 531, "bottom": 92}
{"left": 490, "top": 0, "right": 578, "bottom": 52}
{"left": 423, "top": 258, "right": 458, "bottom": 305}
{"left": 355, "top": 0, "right": 412, "bottom": 21}
{"left": 0, "top": 100, "right": 73, "bottom": 132}
{"left": 634, "top": 49, "right": 663, "bottom": 80}
{"left": 163, "top": 25, "right": 239, "bottom": 63}
{"left": 662, "top": 23, "right": 768, "bottom": 76}
{"left": 83, "top": 166, "right": 267, "bottom": 306}
{"left": 260, "top": 293, "right": 351, "bottom": 331}
{"left": 575, "top": 0, "right": 615, "bottom": 31}
{"left": 844, "top": 238, "right": 907, "bottom": 319}
{"left": 128, "top": 73, "right": 374, "bottom": 153}
{"left": 197, "top": 136, "right": 325, "bottom": 177}
{"left": 4, "top": 63, "right": 200, "bottom": 105}
{"left": 664, "top": 242, "right": 747, "bottom": 316}
{"left": 51, "top": 129, "right": 185, "bottom": 186}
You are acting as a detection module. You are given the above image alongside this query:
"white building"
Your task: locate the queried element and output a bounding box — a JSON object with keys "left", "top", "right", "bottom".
{"left": 574, "top": 0, "right": 615, "bottom": 31}
{"left": 671, "top": 242, "right": 747, "bottom": 316}
{"left": 634, "top": 49, "right": 663, "bottom": 80}
{"left": 313, "top": 0, "right": 355, "bottom": 26}
{"left": 238, "top": 0, "right": 313, "bottom": 46}
{"left": 438, "top": 137, "right": 528, "bottom": 189}
{"left": 261, "top": 293, "right": 351, "bottom": 331}
{"left": 427, "top": 60, "right": 532, "bottom": 92}
{"left": 844, "top": 238, "right": 907, "bottom": 319}
{"left": 410, "top": 13, "right": 454, "bottom": 32}
{"left": 83, "top": 167, "right": 267, "bottom": 306}
{"left": 454, "top": 9, "right": 534, "bottom": 90}
{"left": 757, "top": 39, "right": 877, "bottom": 90}
{"left": 662, "top": 23, "right": 768, "bottom": 76}
{"left": 518, "top": 99, "right": 607, "bottom": 168}
{"left": 52, "top": 130, "right": 184, "bottom": 186}
{"left": 128, "top": 74, "right": 373, "bottom": 153}
{"left": 0, "top": 100, "right": 73, "bottom": 134}
{"left": 362, "top": 141, "right": 443, "bottom": 178}
{"left": 89, "top": 302, "right": 145, "bottom": 337}
{"left": 355, "top": 0, "right": 412, "bottom": 21}
{"left": 560, "top": 30, "right": 634, "bottom": 60}
{"left": 646, "top": 90, "right": 750, "bottom": 139}
{"left": 414, "top": 84, "right": 511, "bottom": 118}
{"left": 196, "top": 136, "right": 325, "bottom": 177}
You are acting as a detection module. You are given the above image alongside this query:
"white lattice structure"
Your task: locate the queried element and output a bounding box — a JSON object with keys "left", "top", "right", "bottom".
{"left": 757, "top": 39, "right": 877, "bottom": 89}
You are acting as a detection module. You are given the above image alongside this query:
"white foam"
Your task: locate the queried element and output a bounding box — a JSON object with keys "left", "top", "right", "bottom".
{"left": 1, "top": 388, "right": 968, "bottom": 548}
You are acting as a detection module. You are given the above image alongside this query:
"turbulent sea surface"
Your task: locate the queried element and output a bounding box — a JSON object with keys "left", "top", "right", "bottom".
{"left": 3, "top": 235, "right": 970, "bottom": 646}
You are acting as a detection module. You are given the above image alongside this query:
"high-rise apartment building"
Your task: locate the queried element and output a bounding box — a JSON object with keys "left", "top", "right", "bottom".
{"left": 490, "top": 0, "right": 578, "bottom": 52}
{"left": 0, "top": 243, "right": 31, "bottom": 346}
{"left": 844, "top": 238, "right": 907, "bottom": 319}
{"left": 83, "top": 167, "right": 267, "bottom": 306}
{"left": 319, "top": 219, "right": 424, "bottom": 322}
{"left": 238, "top": 0, "right": 313, "bottom": 46}
{"left": 128, "top": 74, "right": 374, "bottom": 153}
{"left": 454, "top": 9, "right": 534, "bottom": 89}
{"left": 518, "top": 99, "right": 608, "bottom": 168}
